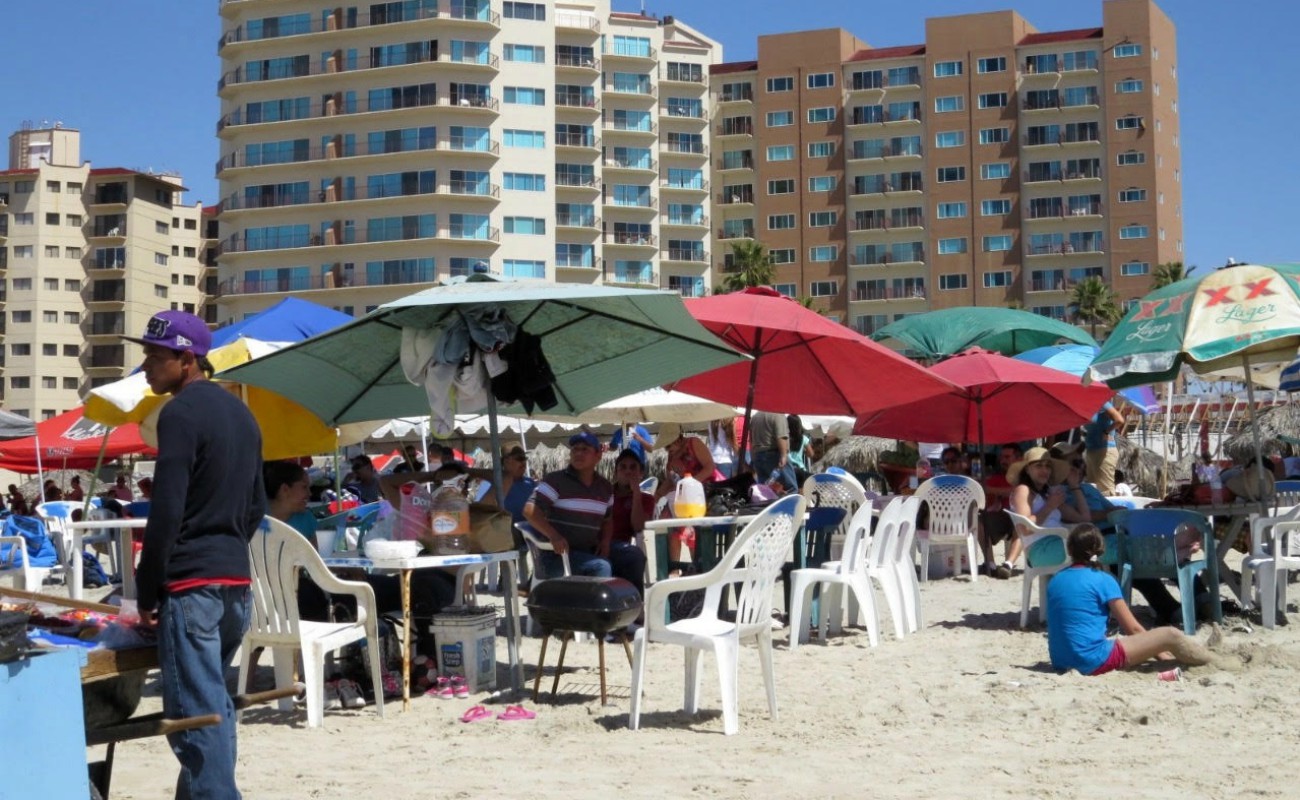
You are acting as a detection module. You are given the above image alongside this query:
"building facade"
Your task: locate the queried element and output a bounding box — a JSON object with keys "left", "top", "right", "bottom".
{"left": 213, "top": 0, "right": 719, "bottom": 323}
{"left": 708, "top": 0, "right": 1180, "bottom": 335}
{"left": 0, "top": 125, "right": 212, "bottom": 419}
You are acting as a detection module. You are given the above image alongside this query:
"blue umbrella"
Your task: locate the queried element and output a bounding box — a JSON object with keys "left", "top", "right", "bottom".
{"left": 1014, "top": 345, "right": 1160, "bottom": 414}
{"left": 1280, "top": 357, "right": 1300, "bottom": 393}
{"left": 211, "top": 297, "right": 354, "bottom": 347}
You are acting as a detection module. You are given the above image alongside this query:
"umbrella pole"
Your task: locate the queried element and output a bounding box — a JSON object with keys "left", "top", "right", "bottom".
{"left": 736, "top": 348, "right": 762, "bottom": 475}
{"left": 83, "top": 431, "right": 112, "bottom": 517}
{"left": 1242, "top": 352, "right": 1270, "bottom": 515}
{"left": 34, "top": 432, "right": 44, "bottom": 496}
{"left": 486, "top": 393, "right": 506, "bottom": 510}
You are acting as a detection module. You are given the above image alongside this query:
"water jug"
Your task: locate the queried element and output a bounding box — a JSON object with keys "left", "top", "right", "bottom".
{"left": 429, "top": 476, "right": 470, "bottom": 555}
{"left": 398, "top": 482, "right": 433, "bottom": 542}
{"left": 674, "top": 473, "right": 706, "bottom": 519}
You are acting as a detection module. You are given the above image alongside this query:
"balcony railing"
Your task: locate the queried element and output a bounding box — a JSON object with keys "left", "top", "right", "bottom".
{"left": 1027, "top": 201, "right": 1102, "bottom": 219}
{"left": 603, "top": 157, "right": 656, "bottom": 171}
{"left": 663, "top": 67, "right": 704, "bottom": 84}
{"left": 716, "top": 191, "right": 753, "bottom": 205}
{"left": 555, "top": 12, "right": 600, "bottom": 31}
{"left": 1027, "top": 240, "right": 1105, "bottom": 256}
{"left": 716, "top": 227, "right": 754, "bottom": 240}
{"left": 719, "top": 88, "right": 753, "bottom": 102}
{"left": 555, "top": 53, "right": 599, "bottom": 70}
{"left": 448, "top": 180, "right": 500, "bottom": 197}
{"left": 849, "top": 249, "right": 926, "bottom": 266}
{"left": 714, "top": 122, "right": 754, "bottom": 137}
{"left": 661, "top": 105, "right": 705, "bottom": 120}
{"left": 716, "top": 156, "right": 754, "bottom": 171}
{"left": 555, "top": 174, "right": 600, "bottom": 189}
{"left": 555, "top": 214, "right": 599, "bottom": 228}
{"left": 218, "top": 225, "right": 500, "bottom": 254}
{"left": 660, "top": 178, "right": 708, "bottom": 192}
{"left": 603, "top": 44, "right": 656, "bottom": 60}
{"left": 663, "top": 140, "right": 706, "bottom": 155}
{"left": 1024, "top": 130, "right": 1102, "bottom": 146}
{"left": 218, "top": 50, "right": 499, "bottom": 90}
{"left": 664, "top": 249, "right": 708, "bottom": 262}
{"left": 89, "top": 319, "right": 126, "bottom": 336}
{"left": 90, "top": 349, "right": 126, "bottom": 368}
{"left": 219, "top": 179, "right": 505, "bottom": 211}
{"left": 605, "top": 232, "right": 656, "bottom": 246}
{"left": 1027, "top": 278, "right": 1076, "bottom": 292}
{"left": 849, "top": 143, "right": 924, "bottom": 160}
{"left": 851, "top": 287, "right": 927, "bottom": 301}
{"left": 604, "top": 83, "right": 657, "bottom": 97}
{"left": 665, "top": 214, "right": 707, "bottom": 227}
{"left": 218, "top": 6, "right": 442, "bottom": 48}
{"left": 555, "top": 132, "right": 598, "bottom": 148}
{"left": 90, "top": 223, "right": 127, "bottom": 238}
{"left": 605, "top": 269, "right": 658, "bottom": 285}
{"left": 556, "top": 94, "right": 599, "bottom": 109}
{"left": 850, "top": 214, "right": 924, "bottom": 231}
{"left": 217, "top": 264, "right": 438, "bottom": 297}
{"left": 218, "top": 93, "right": 443, "bottom": 131}
{"left": 603, "top": 195, "right": 657, "bottom": 210}
{"left": 1024, "top": 167, "right": 1103, "bottom": 183}
{"left": 90, "top": 284, "right": 126, "bottom": 302}
{"left": 603, "top": 119, "right": 656, "bottom": 135}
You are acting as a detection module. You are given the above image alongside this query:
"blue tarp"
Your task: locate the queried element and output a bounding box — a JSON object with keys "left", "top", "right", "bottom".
{"left": 211, "top": 297, "right": 353, "bottom": 348}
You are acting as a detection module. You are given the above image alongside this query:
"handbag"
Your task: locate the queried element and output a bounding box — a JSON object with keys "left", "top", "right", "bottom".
{"left": 467, "top": 503, "right": 514, "bottom": 553}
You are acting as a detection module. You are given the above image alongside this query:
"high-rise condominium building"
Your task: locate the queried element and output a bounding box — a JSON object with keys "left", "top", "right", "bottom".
{"left": 214, "top": 0, "right": 719, "bottom": 323}
{"left": 709, "top": 0, "right": 1179, "bottom": 335}
{"left": 0, "top": 125, "right": 212, "bottom": 419}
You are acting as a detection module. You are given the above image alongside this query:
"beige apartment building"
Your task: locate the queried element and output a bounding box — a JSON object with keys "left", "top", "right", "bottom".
{"left": 213, "top": 0, "right": 718, "bottom": 323}
{"left": 0, "top": 125, "right": 212, "bottom": 419}
{"left": 709, "top": 0, "right": 1180, "bottom": 335}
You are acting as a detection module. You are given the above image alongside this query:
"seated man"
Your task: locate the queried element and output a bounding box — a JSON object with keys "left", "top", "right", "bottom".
{"left": 345, "top": 455, "right": 382, "bottom": 503}
{"left": 524, "top": 432, "right": 614, "bottom": 579}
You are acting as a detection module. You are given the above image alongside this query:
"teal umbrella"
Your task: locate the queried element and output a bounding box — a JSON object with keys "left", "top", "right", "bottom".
{"left": 871, "top": 306, "right": 1095, "bottom": 359}
{"left": 217, "top": 275, "right": 748, "bottom": 505}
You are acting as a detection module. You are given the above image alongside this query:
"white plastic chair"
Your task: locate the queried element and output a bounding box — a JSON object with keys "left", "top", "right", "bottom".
{"left": 238, "top": 517, "right": 386, "bottom": 728}
{"left": 629, "top": 494, "right": 806, "bottom": 736}
{"left": 1006, "top": 511, "right": 1071, "bottom": 627}
{"left": 787, "top": 502, "right": 883, "bottom": 650}
{"left": 802, "top": 472, "right": 868, "bottom": 563}
{"left": 1241, "top": 504, "right": 1300, "bottom": 629}
{"left": 516, "top": 523, "right": 576, "bottom": 637}
{"left": 824, "top": 466, "right": 867, "bottom": 495}
{"left": 37, "top": 501, "right": 116, "bottom": 583}
{"left": 914, "top": 475, "right": 985, "bottom": 582}
{"left": 890, "top": 497, "right": 924, "bottom": 632}
{"left": 0, "top": 535, "right": 52, "bottom": 590}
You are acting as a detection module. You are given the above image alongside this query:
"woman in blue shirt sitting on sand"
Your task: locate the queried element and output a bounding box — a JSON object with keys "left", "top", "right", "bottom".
{"left": 1046, "top": 524, "right": 1216, "bottom": 676}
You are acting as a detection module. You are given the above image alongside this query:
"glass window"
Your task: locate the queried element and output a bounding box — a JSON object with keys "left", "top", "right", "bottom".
{"left": 936, "top": 166, "right": 966, "bottom": 183}
{"left": 1119, "top": 224, "right": 1148, "bottom": 239}
{"left": 937, "top": 238, "right": 968, "bottom": 255}
{"left": 767, "top": 145, "right": 794, "bottom": 162}
{"left": 983, "top": 234, "right": 1013, "bottom": 252}
{"left": 983, "top": 271, "right": 1012, "bottom": 288}
{"left": 1121, "top": 261, "right": 1150, "bottom": 276}
{"left": 1116, "top": 115, "right": 1144, "bottom": 130}
{"left": 766, "top": 76, "right": 793, "bottom": 92}
{"left": 934, "top": 96, "right": 964, "bottom": 113}
{"left": 767, "top": 179, "right": 794, "bottom": 195}
{"left": 807, "top": 141, "right": 834, "bottom": 158}
{"left": 808, "top": 246, "right": 838, "bottom": 262}
{"left": 981, "top": 199, "right": 1012, "bottom": 216}
{"left": 935, "top": 131, "right": 965, "bottom": 148}
{"left": 1118, "top": 188, "right": 1147, "bottom": 203}
{"left": 503, "top": 44, "right": 544, "bottom": 63}
{"left": 766, "top": 110, "right": 793, "bottom": 127}
{"left": 770, "top": 250, "right": 795, "bottom": 265}
{"left": 977, "top": 56, "right": 1006, "bottom": 73}
{"left": 807, "top": 211, "right": 837, "bottom": 227}
{"left": 503, "top": 2, "right": 546, "bottom": 20}
{"left": 503, "top": 173, "right": 546, "bottom": 191}
{"left": 979, "top": 127, "right": 1010, "bottom": 145}
{"left": 503, "top": 129, "right": 545, "bottom": 148}
{"left": 1113, "top": 43, "right": 1143, "bottom": 58}
{"left": 768, "top": 214, "right": 795, "bottom": 230}
{"left": 807, "top": 176, "right": 836, "bottom": 192}
{"left": 981, "top": 163, "right": 1011, "bottom": 180}
{"left": 978, "top": 92, "right": 1007, "bottom": 109}
{"left": 1115, "top": 79, "right": 1144, "bottom": 94}
{"left": 806, "top": 107, "right": 836, "bottom": 123}
{"left": 933, "top": 60, "right": 963, "bottom": 78}
{"left": 809, "top": 280, "right": 838, "bottom": 297}
{"left": 939, "top": 274, "right": 969, "bottom": 290}
{"left": 936, "top": 202, "right": 967, "bottom": 219}
{"left": 806, "top": 72, "right": 835, "bottom": 89}
{"left": 503, "top": 86, "right": 545, "bottom": 105}
{"left": 1117, "top": 151, "right": 1146, "bottom": 165}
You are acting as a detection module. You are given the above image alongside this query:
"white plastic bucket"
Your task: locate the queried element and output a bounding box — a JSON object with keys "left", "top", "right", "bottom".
{"left": 430, "top": 610, "right": 497, "bottom": 692}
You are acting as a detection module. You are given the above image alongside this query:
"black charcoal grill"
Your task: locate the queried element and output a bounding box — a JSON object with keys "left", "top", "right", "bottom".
{"left": 526, "top": 576, "right": 642, "bottom": 705}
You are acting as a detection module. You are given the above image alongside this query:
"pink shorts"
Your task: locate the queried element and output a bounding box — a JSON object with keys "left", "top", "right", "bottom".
{"left": 1090, "top": 640, "right": 1127, "bottom": 675}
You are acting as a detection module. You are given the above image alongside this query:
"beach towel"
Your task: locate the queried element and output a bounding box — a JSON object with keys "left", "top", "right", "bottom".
{"left": 0, "top": 515, "right": 57, "bottom": 568}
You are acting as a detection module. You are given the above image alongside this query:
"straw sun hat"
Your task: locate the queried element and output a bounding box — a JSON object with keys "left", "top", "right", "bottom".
{"left": 654, "top": 423, "right": 684, "bottom": 450}
{"left": 1006, "top": 446, "right": 1070, "bottom": 485}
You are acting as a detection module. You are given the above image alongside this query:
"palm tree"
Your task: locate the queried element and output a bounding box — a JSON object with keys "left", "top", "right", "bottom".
{"left": 1152, "top": 261, "right": 1196, "bottom": 289}
{"left": 1070, "top": 276, "right": 1122, "bottom": 340}
{"left": 720, "top": 240, "right": 774, "bottom": 292}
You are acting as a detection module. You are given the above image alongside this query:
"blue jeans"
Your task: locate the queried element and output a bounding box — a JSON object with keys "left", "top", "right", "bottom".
{"left": 158, "top": 585, "right": 251, "bottom": 800}
{"left": 608, "top": 541, "right": 646, "bottom": 599}
{"left": 753, "top": 449, "right": 797, "bottom": 492}
{"left": 539, "top": 549, "right": 612, "bottom": 579}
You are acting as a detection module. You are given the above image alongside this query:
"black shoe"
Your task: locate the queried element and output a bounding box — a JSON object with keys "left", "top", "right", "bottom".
{"left": 994, "top": 564, "right": 1013, "bottom": 580}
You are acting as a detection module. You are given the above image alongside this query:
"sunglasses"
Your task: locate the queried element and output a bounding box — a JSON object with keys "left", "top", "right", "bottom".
{"left": 1071, "top": 460, "right": 1085, "bottom": 468}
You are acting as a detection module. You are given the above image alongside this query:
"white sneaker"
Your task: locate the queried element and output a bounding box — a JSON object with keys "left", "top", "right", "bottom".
{"left": 337, "top": 679, "right": 366, "bottom": 709}
{"left": 324, "top": 682, "right": 343, "bottom": 711}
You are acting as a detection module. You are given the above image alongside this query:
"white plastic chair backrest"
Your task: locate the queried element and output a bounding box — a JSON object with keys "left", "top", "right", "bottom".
{"left": 914, "top": 475, "right": 985, "bottom": 535}
{"left": 516, "top": 522, "right": 571, "bottom": 576}
{"left": 708, "top": 493, "right": 806, "bottom": 633}
{"left": 825, "top": 466, "right": 866, "bottom": 495}
{"left": 248, "top": 517, "right": 319, "bottom": 639}
{"left": 892, "top": 497, "right": 921, "bottom": 561}
{"left": 838, "top": 502, "right": 879, "bottom": 574}
{"left": 865, "top": 497, "right": 904, "bottom": 571}
{"left": 1253, "top": 503, "right": 1300, "bottom": 556}
{"left": 802, "top": 472, "right": 867, "bottom": 540}
{"left": 35, "top": 501, "right": 76, "bottom": 520}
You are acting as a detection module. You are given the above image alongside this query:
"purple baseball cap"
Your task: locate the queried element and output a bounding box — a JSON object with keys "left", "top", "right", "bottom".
{"left": 122, "top": 310, "right": 212, "bottom": 356}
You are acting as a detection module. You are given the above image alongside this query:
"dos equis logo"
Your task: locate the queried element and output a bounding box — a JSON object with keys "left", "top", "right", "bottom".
{"left": 61, "top": 415, "right": 111, "bottom": 442}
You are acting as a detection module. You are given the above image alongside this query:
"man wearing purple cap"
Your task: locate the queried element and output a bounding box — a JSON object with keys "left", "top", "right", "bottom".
{"left": 524, "top": 431, "right": 615, "bottom": 578}
{"left": 125, "top": 310, "right": 265, "bottom": 799}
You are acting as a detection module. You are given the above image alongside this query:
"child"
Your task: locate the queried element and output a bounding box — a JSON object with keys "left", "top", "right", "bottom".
{"left": 1046, "top": 524, "right": 1215, "bottom": 675}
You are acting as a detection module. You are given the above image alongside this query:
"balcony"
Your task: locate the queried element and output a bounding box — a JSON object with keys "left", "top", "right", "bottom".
{"left": 604, "top": 268, "right": 658, "bottom": 287}
{"left": 1026, "top": 200, "right": 1102, "bottom": 220}
{"left": 218, "top": 50, "right": 499, "bottom": 93}
{"left": 555, "top": 12, "right": 600, "bottom": 32}
{"left": 555, "top": 53, "right": 599, "bottom": 71}
{"left": 716, "top": 227, "right": 754, "bottom": 241}
{"left": 448, "top": 180, "right": 500, "bottom": 198}
{"left": 219, "top": 179, "right": 504, "bottom": 213}
{"left": 89, "top": 186, "right": 129, "bottom": 207}
{"left": 89, "top": 348, "right": 126, "bottom": 369}
{"left": 716, "top": 190, "right": 754, "bottom": 205}
{"left": 217, "top": 264, "right": 438, "bottom": 297}
{"left": 0, "top": 192, "right": 7, "bottom": 208}
{"left": 217, "top": 224, "right": 500, "bottom": 255}
{"left": 602, "top": 157, "right": 657, "bottom": 173}
{"left": 1026, "top": 278, "right": 1076, "bottom": 292}
{"left": 849, "top": 249, "right": 926, "bottom": 267}
{"left": 556, "top": 93, "right": 599, "bottom": 111}
{"left": 555, "top": 213, "right": 599, "bottom": 229}
{"left": 663, "top": 249, "right": 708, "bottom": 263}
{"left": 605, "top": 232, "right": 656, "bottom": 247}
{"left": 87, "top": 282, "right": 126, "bottom": 306}
{"left": 714, "top": 122, "right": 754, "bottom": 138}
{"left": 555, "top": 174, "right": 601, "bottom": 191}
{"left": 661, "top": 105, "right": 706, "bottom": 122}
{"left": 662, "top": 66, "right": 704, "bottom": 85}
{"left": 602, "top": 119, "right": 656, "bottom": 136}
{"left": 663, "top": 214, "right": 707, "bottom": 228}
{"left": 716, "top": 156, "right": 754, "bottom": 172}
{"left": 1023, "top": 130, "right": 1102, "bottom": 147}
{"left": 603, "top": 83, "right": 657, "bottom": 99}
{"left": 660, "top": 178, "right": 708, "bottom": 194}
{"left": 718, "top": 87, "right": 753, "bottom": 103}
{"left": 445, "top": 93, "right": 498, "bottom": 112}
{"left": 89, "top": 222, "right": 128, "bottom": 240}
{"left": 218, "top": 93, "right": 441, "bottom": 133}
{"left": 849, "top": 107, "right": 922, "bottom": 126}
{"left": 662, "top": 140, "right": 707, "bottom": 157}
{"left": 1027, "top": 239, "right": 1105, "bottom": 256}
{"left": 555, "top": 132, "right": 599, "bottom": 150}
{"left": 850, "top": 287, "right": 927, "bottom": 302}
{"left": 603, "top": 195, "right": 657, "bottom": 211}
{"left": 88, "top": 318, "right": 126, "bottom": 337}
{"left": 1024, "top": 166, "right": 1103, "bottom": 183}
{"left": 603, "top": 44, "right": 656, "bottom": 62}
{"left": 848, "top": 143, "right": 923, "bottom": 161}
{"left": 850, "top": 213, "right": 924, "bottom": 231}
{"left": 218, "top": 6, "right": 441, "bottom": 49}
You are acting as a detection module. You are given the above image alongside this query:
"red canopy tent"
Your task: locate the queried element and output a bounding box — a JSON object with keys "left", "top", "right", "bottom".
{"left": 0, "top": 407, "right": 154, "bottom": 473}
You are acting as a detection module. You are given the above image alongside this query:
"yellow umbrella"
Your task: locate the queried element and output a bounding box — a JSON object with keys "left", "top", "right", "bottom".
{"left": 85, "top": 338, "right": 347, "bottom": 460}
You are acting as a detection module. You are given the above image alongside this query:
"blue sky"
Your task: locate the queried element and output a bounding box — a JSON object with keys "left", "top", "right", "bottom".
{"left": 4, "top": 0, "right": 1295, "bottom": 270}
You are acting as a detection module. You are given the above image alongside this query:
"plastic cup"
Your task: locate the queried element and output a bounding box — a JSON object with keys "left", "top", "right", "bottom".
{"left": 316, "top": 528, "right": 337, "bottom": 558}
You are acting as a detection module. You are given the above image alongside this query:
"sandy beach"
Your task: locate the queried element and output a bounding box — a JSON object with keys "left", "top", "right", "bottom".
{"left": 99, "top": 549, "right": 1300, "bottom": 800}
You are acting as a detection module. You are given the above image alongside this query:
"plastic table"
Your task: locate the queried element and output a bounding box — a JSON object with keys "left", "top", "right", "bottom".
{"left": 324, "top": 550, "right": 522, "bottom": 710}
{"left": 67, "top": 518, "right": 146, "bottom": 601}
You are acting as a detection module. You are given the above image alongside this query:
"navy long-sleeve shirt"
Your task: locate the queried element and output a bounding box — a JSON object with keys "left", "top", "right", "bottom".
{"left": 136, "top": 380, "right": 265, "bottom": 612}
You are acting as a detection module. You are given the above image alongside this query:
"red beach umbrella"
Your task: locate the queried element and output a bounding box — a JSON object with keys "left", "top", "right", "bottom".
{"left": 670, "top": 287, "right": 957, "bottom": 458}
{"left": 0, "top": 406, "right": 154, "bottom": 473}
{"left": 854, "top": 348, "right": 1116, "bottom": 448}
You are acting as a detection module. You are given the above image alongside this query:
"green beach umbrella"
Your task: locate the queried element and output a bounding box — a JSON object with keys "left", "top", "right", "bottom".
{"left": 871, "top": 306, "right": 1095, "bottom": 360}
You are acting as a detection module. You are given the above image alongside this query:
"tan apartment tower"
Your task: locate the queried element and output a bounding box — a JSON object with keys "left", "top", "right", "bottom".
{"left": 213, "top": 0, "right": 719, "bottom": 325}
{"left": 0, "top": 124, "right": 213, "bottom": 419}
{"left": 708, "top": 0, "right": 1180, "bottom": 335}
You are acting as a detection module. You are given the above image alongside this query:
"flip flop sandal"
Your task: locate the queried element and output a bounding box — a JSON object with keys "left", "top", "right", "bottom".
{"left": 451, "top": 675, "right": 470, "bottom": 699}
{"left": 425, "top": 676, "right": 455, "bottom": 700}
{"left": 460, "top": 705, "right": 493, "bottom": 723}
{"left": 497, "top": 704, "right": 536, "bottom": 721}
